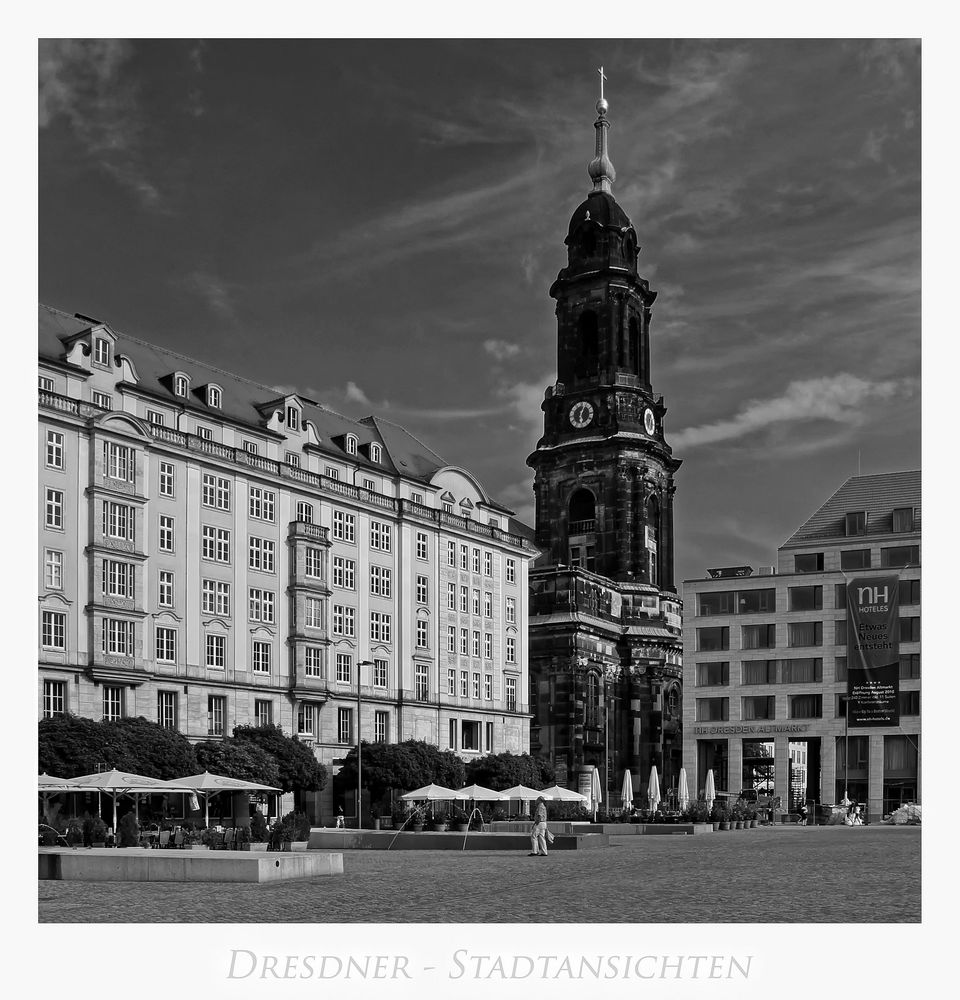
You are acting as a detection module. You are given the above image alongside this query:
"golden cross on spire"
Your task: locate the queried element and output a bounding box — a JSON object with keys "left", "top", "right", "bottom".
{"left": 598, "top": 65, "right": 607, "bottom": 102}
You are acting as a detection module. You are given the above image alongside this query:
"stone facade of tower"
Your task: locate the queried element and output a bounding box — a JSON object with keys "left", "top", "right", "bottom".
{"left": 526, "top": 95, "right": 683, "bottom": 808}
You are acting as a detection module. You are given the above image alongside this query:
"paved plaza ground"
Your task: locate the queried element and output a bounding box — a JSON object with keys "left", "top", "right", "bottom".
{"left": 38, "top": 825, "right": 919, "bottom": 923}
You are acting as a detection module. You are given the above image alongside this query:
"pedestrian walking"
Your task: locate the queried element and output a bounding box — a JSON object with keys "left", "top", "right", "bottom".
{"left": 335, "top": 806, "right": 345, "bottom": 829}
{"left": 798, "top": 802, "right": 808, "bottom": 826}
{"left": 528, "top": 795, "right": 549, "bottom": 856}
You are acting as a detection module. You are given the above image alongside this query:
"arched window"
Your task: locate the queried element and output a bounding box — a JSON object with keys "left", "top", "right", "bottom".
{"left": 345, "top": 434, "right": 358, "bottom": 456}
{"left": 586, "top": 672, "right": 601, "bottom": 727}
{"left": 174, "top": 374, "right": 189, "bottom": 398}
{"left": 645, "top": 495, "right": 660, "bottom": 586}
{"left": 370, "top": 443, "right": 382, "bottom": 464}
{"left": 207, "top": 385, "right": 222, "bottom": 409}
{"left": 629, "top": 315, "right": 641, "bottom": 375}
{"left": 575, "top": 311, "right": 599, "bottom": 377}
{"left": 569, "top": 488, "right": 596, "bottom": 530}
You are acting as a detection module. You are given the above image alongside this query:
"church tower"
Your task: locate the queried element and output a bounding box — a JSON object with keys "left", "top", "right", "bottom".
{"left": 527, "top": 78, "right": 683, "bottom": 805}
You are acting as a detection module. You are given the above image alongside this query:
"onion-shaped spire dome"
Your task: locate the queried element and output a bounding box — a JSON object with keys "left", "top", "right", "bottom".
{"left": 587, "top": 66, "right": 616, "bottom": 193}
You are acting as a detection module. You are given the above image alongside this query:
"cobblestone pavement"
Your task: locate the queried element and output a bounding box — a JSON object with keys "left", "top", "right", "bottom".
{"left": 38, "top": 825, "right": 919, "bottom": 923}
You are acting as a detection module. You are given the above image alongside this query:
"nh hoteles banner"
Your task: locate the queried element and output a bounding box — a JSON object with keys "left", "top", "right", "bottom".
{"left": 846, "top": 575, "right": 900, "bottom": 727}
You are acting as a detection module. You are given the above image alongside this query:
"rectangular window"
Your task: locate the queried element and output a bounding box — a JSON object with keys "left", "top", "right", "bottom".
{"left": 484, "top": 673, "right": 493, "bottom": 700}
{"left": 835, "top": 656, "right": 847, "bottom": 681}
{"left": 448, "top": 668, "right": 457, "bottom": 695}
{"left": 788, "top": 621, "right": 822, "bottom": 647}
{"left": 94, "top": 337, "right": 110, "bottom": 366}
{"left": 447, "top": 540, "right": 456, "bottom": 566}
{"left": 459, "top": 629, "right": 468, "bottom": 655}
{"left": 447, "top": 583, "right": 456, "bottom": 610}
{"left": 506, "top": 558, "right": 516, "bottom": 584}
{"left": 484, "top": 551, "right": 493, "bottom": 576}
{"left": 374, "top": 710, "right": 388, "bottom": 744}
{"left": 899, "top": 616, "right": 920, "bottom": 642}
{"left": 201, "top": 473, "right": 231, "bottom": 510}
{"left": 298, "top": 703, "right": 318, "bottom": 738}
{"left": 697, "top": 626, "right": 729, "bottom": 651}
{"left": 248, "top": 487, "right": 275, "bottom": 522}
{"left": 788, "top": 586, "right": 822, "bottom": 611}
{"left": 695, "top": 697, "right": 729, "bottom": 722}
{"left": 305, "top": 647, "right": 325, "bottom": 678}
{"left": 473, "top": 672, "right": 481, "bottom": 699}
{"left": 297, "top": 501, "right": 314, "bottom": 523}
{"left": 248, "top": 537, "right": 276, "bottom": 573}
{"left": 789, "top": 694, "right": 822, "bottom": 719}
{"left": 899, "top": 653, "right": 920, "bottom": 679}
{"left": 447, "top": 625, "right": 456, "bottom": 652}
{"left": 472, "top": 630, "right": 480, "bottom": 657}
{"left": 370, "top": 520, "right": 391, "bottom": 552}
{"left": 249, "top": 589, "right": 275, "bottom": 624}
{"left": 202, "top": 580, "right": 231, "bottom": 617}
{"left": 286, "top": 405, "right": 299, "bottom": 431}
{"left": 201, "top": 525, "right": 230, "bottom": 563}
{"left": 780, "top": 657, "right": 823, "bottom": 683}
{"left": 325, "top": 466, "right": 340, "bottom": 481}
{"left": 102, "top": 559, "right": 135, "bottom": 599}
{"left": 484, "top": 592, "right": 493, "bottom": 618}
{"left": 742, "top": 696, "right": 775, "bottom": 721}
{"left": 472, "top": 589, "right": 481, "bottom": 616}
{"left": 459, "top": 586, "right": 468, "bottom": 613}
{"left": 207, "top": 695, "right": 225, "bottom": 736}
{"left": 305, "top": 597, "right": 325, "bottom": 629}
{"left": 882, "top": 545, "right": 920, "bottom": 568}
{"left": 363, "top": 478, "right": 376, "bottom": 492}
{"left": 472, "top": 548, "right": 481, "bottom": 573}
{"left": 370, "top": 565, "right": 392, "bottom": 598}
{"left": 102, "top": 618, "right": 135, "bottom": 656}
{"left": 741, "top": 659, "right": 777, "bottom": 685}
{"left": 243, "top": 440, "right": 259, "bottom": 455}
{"left": 146, "top": 409, "right": 164, "bottom": 427}
{"left": 484, "top": 633, "right": 492, "bottom": 659}
{"left": 901, "top": 579, "right": 920, "bottom": 605}
{"left": 416, "top": 532, "right": 428, "bottom": 560}
{"left": 485, "top": 721, "right": 494, "bottom": 752}
{"left": 42, "top": 610, "right": 66, "bottom": 649}
{"left": 505, "top": 597, "right": 517, "bottom": 624}
{"left": 205, "top": 633, "right": 225, "bottom": 669}
{"left": 45, "top": 488, "right": 63, "bottom": 530}
{"left": 373, "top": 658, "right": 388, "bottom": 687}
{"left": 43, "top": 679, "right": 66, "bottom": 718}
{"left": 699, "top": 591, "right": 735, "bottom": 616}
{"left": 44, "top": 549, "right": 63, "bottom": 590}
{"left": 157, "top": 461, "right": 175, "bottom": 498}
{"left": 794, "top": 552, "right": 824, "bottom": 573}
{"left": 158, "top": 515, "right": 174, "bottom": 552}
{"left": 416, "top": 575, "right": 429, "bottom": 604}
{"left": 416, "top": 663, "right": 429, "bottom": 701}
{"left": 835, "top": 619, "right": 847, "bottom": 645}
{"left": 103, "top": 442, "right": 135, "bottom": 482}
{"left": 460, "top": 671, "right": 468, "bottom": 697}
{"left": 506, "top": 636, "right": 517, "bottom": 663}
{"left": 835, "top": 583, "right": 847, "bottom": 609}
{"left": 336, "top": 652, "right": 352, "bottom": 683}
{"left": 102, "top": 501, "right": 134, "bottom": 542}
{"left": 449, "top": 719, "right": 458, "bottom": 749}
{"left": 255, "top": 700, "right": 273, "bottom": 727}
{"left": 460, "top": 545, "right": 468, "bottom": 570}
{"left": 333, "top": 605, "right": 355, "bottom": 637}
{"left": 157, "top": 691, "right": 177, "bottom": 729}
{"left": 305, "top": 547, "right": 324, "bottom": 579}
{"left": 410, "top": 492, "right": 424, "bottom": 505}
{"left": 370, "top": 612, "right": 392, "bottom": 643}
{"left": 840, "top": 548, "right": 871, "bottom": 570}
{"left": 892, "top": 507, "right": 915, "bottom": 533}
{"left": 286, "top": 452, "right": 300, "bottom": 468}
{"left": 252, "top": 641, "right": 271, "bottom": 674}
{"left": 845, "top": 511, "right": 867, "bottom": 536}
{"left": 39, "top": 375, "right": 55, "bottom": 392}
{"left": 417, "top": 619, "right": 429, "bottom": 648}
{"left": 46, "top": 430, "right": 64, "bottom": 470}
{"left": 155, "top": 626, "right": 176, "bottom": 663}
{"left": 898, "top": 690, "right": 920, "bottom": 716}
{"left": 741, "top": 624, "right": 775, "bottom": 649}
{"left": 505, "top": 676, "right": 517, "bottom": 711}
{"left": 197, "top": 425, "right": 213, "bottom": 440}
{"left": 92, "top": 390, "right": 112, "bottom": 410}
{"left": 332, "top": 556, "right": 355, "bottom": 589}
{"left": 695, "top": 662, "right": 729, "bottom": 687}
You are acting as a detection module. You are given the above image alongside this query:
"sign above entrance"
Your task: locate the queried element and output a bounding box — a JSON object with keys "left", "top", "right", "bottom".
{"left": 692, "top": 724, "right": 810, "bottom": 736}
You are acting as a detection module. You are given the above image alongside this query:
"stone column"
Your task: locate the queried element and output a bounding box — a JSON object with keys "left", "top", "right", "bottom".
{"left": 820, "top": 734, "right": 837, "bottom": 805}
{"left": 868, "top": 734, "right": 884, "bottom": 822}
{"left": 774, "top": 734, "right": 791, "bottom": 806}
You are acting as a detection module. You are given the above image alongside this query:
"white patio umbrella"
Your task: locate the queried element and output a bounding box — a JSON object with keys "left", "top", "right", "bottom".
{"left": 38, "top": 773, "right": 74, "bottom": 826}
{"left": 458, "top": 784, "right": 506, "bottom": 801}
{"left": 677, "top": 768, "right": 690, "bottom": 810}
{"left": 539, "top": 785, "right": 589, "bottom": 803}
{"left": 498, "top": 784, "right": 544, "bottom": 801}
{"left": 160, "top": 772, "right": 281, "bottom": 828}
{"left": 704, "top": 769, "right": 716, "bottom": 811}
{"left": 68, "top": 769, "right": 186, "bottom": 841}
{"left": 590, "top": 766, "right": 602, "bottom": 820}
{"left": 647, "top": 765, "right": 661, "bottom": 812}
{"left": 620, "top": 770, "right": 634, "bottom": 811}
{"left": 400, "top": 783, "right": 469, "bottom": 801}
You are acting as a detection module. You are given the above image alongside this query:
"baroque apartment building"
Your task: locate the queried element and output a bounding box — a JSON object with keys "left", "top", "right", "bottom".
{"left": 682, "top": 472, "right": 920, "bottom": 822}
{"left": 38, "top": 305, "right": 535, "bottom": 818}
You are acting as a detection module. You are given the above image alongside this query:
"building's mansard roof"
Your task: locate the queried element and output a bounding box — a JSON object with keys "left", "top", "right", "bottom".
{"left": 781, "top": 470, "right": 921, "bottom": 546}
{"left": 38, "top": 303, "right": 516, "bottom": 515}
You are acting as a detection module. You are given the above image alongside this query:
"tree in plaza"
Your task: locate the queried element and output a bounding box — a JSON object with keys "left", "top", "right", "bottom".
{"left": 103, "top": 717, "right": 198, "bottom": 779}
{"left": 465, "top": 751, "right": 555, "bottom": 791}
{"left": 194, "top": 737, "right": 281, "bottom": 788}
{"left": 232, "top": 723, "right": 327, "bottom": 806}
{"left": 398, "top": 739, "right": 465, "bottom": 790}
{"left": 39, "top": 714, "right": 132, "bottom": 777}
{"left": 337, "top": 741, "right": 433, "bottom": 802}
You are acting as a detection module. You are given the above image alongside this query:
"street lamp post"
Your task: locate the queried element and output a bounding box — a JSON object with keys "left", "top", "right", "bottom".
{"left": 357, "top": 660, "right": 373, "bottom": 830}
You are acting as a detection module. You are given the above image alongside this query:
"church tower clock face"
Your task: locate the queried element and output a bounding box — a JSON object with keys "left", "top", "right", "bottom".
{"left": 569, "top": 400, "right": 594, "bottom": 428}
{"left": 643, "top": 407, "right": 656, "bottom": 435}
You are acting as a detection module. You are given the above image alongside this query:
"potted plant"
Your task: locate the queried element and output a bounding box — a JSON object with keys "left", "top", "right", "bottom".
{"left": 250, "top": 810, "right": 269, "bottom": 848}
{"left": 90, "top": 817, "right": 108, "bottom": 848}
{"left": 118, "top": 811, "right": 141, "bottom": 847}
{"left": 268, "top": 817, "right": 293, "bottom": 852}
{"left": 371, "top": 806, "right": 381, "bottom": 831}
{"left": 449, "top": 806, "right": 470, "bottom": 833}
{"left": 410, "top": 807, "right": 425, "bottom": 832}
{"left": 65, "top": 818, "right": 84, "bottom": 847}
{"left": 234, "top": 826, "right": 251, "bottom": 851}
{"left": 718, "top": 804, "right": 732, "bottom": 831}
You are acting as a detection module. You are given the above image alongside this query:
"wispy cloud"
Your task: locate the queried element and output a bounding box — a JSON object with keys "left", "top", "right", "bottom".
{"left": 181, "top": 270, "right": 237, "bottom": 322}
{"left": 483, "top": 339, "right": 521, "bottom": 362}
{"left": 671, "top": 374, "right": 915, "bottom": 451}
{"left": 39, "top": 39, "right": 164, "bottom": 211}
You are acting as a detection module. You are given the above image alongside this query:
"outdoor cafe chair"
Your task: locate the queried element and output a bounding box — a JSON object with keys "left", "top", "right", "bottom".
{"left": 158, "top": 830, "right": 171, "bottom": 849}
{"left": 223, "top": 828, "right": 235, "bottom": 850}
{"left": 173, "top": 828, "right": 185, "bottom": 849}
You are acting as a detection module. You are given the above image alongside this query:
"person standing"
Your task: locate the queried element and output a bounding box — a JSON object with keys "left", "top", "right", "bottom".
{"left": 528, "top": 796, "right": 549, "bottom": 856}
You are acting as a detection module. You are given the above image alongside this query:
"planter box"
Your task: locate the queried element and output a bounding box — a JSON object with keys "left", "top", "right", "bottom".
{"left": 250, "top": 842, "right": 268, "bottom": 852}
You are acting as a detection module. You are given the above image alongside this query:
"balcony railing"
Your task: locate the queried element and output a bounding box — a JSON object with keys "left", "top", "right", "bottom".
{"left": 569, "top": 518, "right": 596, "bottom": 535}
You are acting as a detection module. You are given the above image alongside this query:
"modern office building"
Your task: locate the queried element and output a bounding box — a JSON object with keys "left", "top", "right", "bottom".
{"left": 527, "top": 89, "right": 683, "bottom": 805}
{"left": 682, "top": 471, "right": 920, "bottom": 821}
{"left": 38, "top": 304, "right": 536, "bottom": 820}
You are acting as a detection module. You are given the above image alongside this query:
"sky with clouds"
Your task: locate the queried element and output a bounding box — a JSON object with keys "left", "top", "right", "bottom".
{"left": 38, "top": 38, "right": 920, "bottom": 585}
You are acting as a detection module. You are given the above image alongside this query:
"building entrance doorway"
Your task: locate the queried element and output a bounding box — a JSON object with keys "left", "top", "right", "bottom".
{"left": 788, "top": 738, "right": 821, "bottom": 810}
{"left": 741, "top": 740, "right": 775, "bottom": 794}
{"left": 697, "top": 739, "right": 728, "bottom": 795}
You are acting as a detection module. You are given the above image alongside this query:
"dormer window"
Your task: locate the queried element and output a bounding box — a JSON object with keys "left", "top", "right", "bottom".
{"left": 94, "top": 337, "right": 110, "bottom": 367}
{"left": 243, "top": 440, "right": 259, "bottom": 455}
{"left": 207, "top": 385, "right": 222, "bottom": 409}
{"left": 845, "top": 511, "right": 867, "bottom": 536}
{"left": 370, "top": 443, "right": 382, "bottom": 464}
{"left": 892, "top": 507, "right": 915, "bottom": 533}
{"left": 174, "top": 374, "right": 189, "bottom": 398}
{"left": 286, "top": 406, "right": 300, "bottom": 431}
{"left": 345, "top": 434, "right": 358, "bottom": 456}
